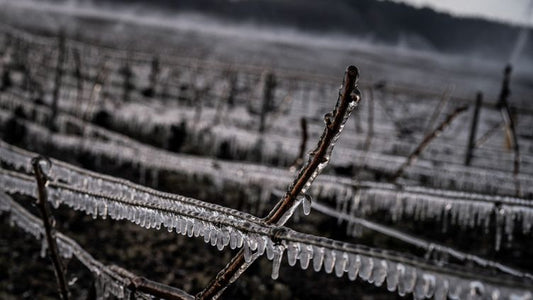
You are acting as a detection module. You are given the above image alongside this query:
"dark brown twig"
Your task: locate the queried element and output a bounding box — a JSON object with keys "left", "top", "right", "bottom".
{"left": 423, "top": 84, "right": 453, "bottom": 136}
{"left": 32, "top": 156, "right": 70, "bottom": 300}
{"left": 289, "top": 117, "right": 308, "bottom": 171}
{"left": 109, "top": 265, "right": 194, "bottom": 300}
{"left": 391, "top": 105, "right": 468, "bottom": 183}
{"left": 474, "top": 121, "right": 504, "bottom": 148}
{"left": 197, "top": 66, "right": 361, "bottom": 299}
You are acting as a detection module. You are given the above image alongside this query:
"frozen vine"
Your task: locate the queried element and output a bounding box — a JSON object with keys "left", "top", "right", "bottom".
{"left": 0, "top": 191, "right": 186, "bottom": 300}
{"left": 1, "top": 171, "right": 532, "bottom": 299}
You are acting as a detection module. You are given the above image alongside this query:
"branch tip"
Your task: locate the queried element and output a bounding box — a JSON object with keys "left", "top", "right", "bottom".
{"left": 346, "top": 65, "right": 359, "bottom": 81}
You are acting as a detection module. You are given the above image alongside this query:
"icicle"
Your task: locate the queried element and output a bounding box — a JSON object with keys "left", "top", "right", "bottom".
{"left": 334, "top": 251, "right": 348, "bottom": 278}
{"left": 312, "top": 246, "right": 325, "bottom": 272}
{"left": 286, "top": 242, "right": 299, "bottom": 267}
{"left": 210, "top": 228, "right": 218, "bottom": 247}
{"left": 193, "top": 220, "right": 203, "bottom": 237}
{"left": 299, "top": 244, "right": 312, "bottom": 270}
{"left": 323, "top": 249, "right": 336, "bottom": 274}
{"left": 447, "top": 277, "right": 464, "bottom": 299}
{"left": 414, "top": 273, "right": 436, "bottom": 299}
{"left": 229, "top": 231, "right": 239, "bottom": 250}
{"left": 243, "top": 241, "right": 252, "bottom": 262}
{"left": 469, "top": 281, "right": 484, "bottom": 298}
{"left": 266, "top": 238, "right": 275, "bottom": 260}
{"left": 359, "top": 255, "right": 374, "bottom": 282}
{"left": 495, "top": 207, "right": 505, "bottom": 251}
{"left": 433, "top": 276, "right": 449, "bottom": 300}
{"left": 216, "top": 232, "right": 225, "bottom": 251}
{"left": 40, "top": 237, "right": 48, "bottom": 258}
{"left": 397, "top": 264, "right": 417, "bottom": 296}
{"left": 248, "top": 235, "right": 258, "bottom": 251}
{"left": 187, "top": 220, "right": 195, "bottom": 237}
{"left": 347, "top": 253, "right": 361, "bottom": 281}
{"left": 271, "top": 245, "right": 285, "bottom": 280}
{"left": 371, "top": 259, "right": 388, "bottom": 287}
{"left": 302, "top": 194, "right": 312, "bottom": 216}
{"left": 256, "top": 236, "right": 267, "bottom": 256}
{"left": 386, "top": 261, "right": 399, "bottom": 292}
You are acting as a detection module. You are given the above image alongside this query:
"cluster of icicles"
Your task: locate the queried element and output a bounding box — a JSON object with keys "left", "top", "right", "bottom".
{"left": 3, "top": 88, "right": 533, "bottom": 200}
{"left": 3, "top": 106, "right": 533, "bottom": 248}
{"left": 2, "top": 90, "right": 532, "bottom": 216}
{"left": 2, "top": 123, "right": 533, "bottom": 251}
{"left": 0, "top": 192, "right": 156, "bottom": 300}
{"left": 1, "top": 143, "right": 532, "bottom": 299}
{"left": 317, "top": 179, "right": 533, "bottom": 250}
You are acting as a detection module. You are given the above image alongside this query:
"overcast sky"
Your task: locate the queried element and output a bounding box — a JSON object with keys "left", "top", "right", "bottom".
{"left": 391, "top": 0, "right": 533, "bottom": 26}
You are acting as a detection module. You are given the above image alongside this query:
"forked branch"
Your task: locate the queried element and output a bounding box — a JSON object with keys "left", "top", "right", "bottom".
{"left": 32, "top": 156, "right": 70, "bottom": 300}
{"left": 197, "top": 65, "right": 362, "bottom": 299}
{"left": 109, "top": 265, "right": 194, "bottom": 300}
{"left": 289, "top": 117, "right": 308, "bottom": 172}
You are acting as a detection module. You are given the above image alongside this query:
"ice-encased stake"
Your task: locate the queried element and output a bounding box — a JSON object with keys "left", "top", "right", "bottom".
{"left": 197, "top": 65, "right": 362, "bottom": 299}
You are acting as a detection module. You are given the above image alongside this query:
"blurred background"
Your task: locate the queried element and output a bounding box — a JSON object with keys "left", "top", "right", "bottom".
{"left": 1, "top": 0, "right": 532, "bottom": 98}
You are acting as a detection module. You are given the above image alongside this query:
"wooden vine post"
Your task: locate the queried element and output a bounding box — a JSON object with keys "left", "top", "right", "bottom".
{"left": 258, "top": 71, "right": 277, "bottom": 134}
{"left": 197, "top": 65, "right": 362, "bottom": 299}
{"left": 31, "top": 156, "right": 70, "bottom": 300}
{"left": 50, "top": 30, "right": 66, "bottom": 131}
{"left": 464, "top": 92, "right": 483, "bottom": 166}
{"left": 121, "top": 62, "right": 133, "bottom": 102}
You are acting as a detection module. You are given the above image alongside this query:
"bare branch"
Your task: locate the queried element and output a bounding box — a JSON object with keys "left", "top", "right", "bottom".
{"left": 109, "top": 265, "right": 194, "bottom": 300}
{"left": 197, "top": 65, "right": 361, "bottom": 299}
{"left": 31, "top": 156, "right": 70, "bottom": 300}
{"left": 289, "top": 117, "right": 308, "bottom": 172}
{"left": 391, "top": 105, "right": 468, "bottom": 183}
{"left": 474, "top": 121, "right": 504, "bottom": 148}
{"left": 423, "top": 84, "right": 453, "bottom": 135}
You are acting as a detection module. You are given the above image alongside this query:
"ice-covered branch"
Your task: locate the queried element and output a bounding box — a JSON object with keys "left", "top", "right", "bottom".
{"left": 31, "top": 156, "right": 70, "bottom": 300}
{"left": 2, "top": 139, "right": 533, "bottom": 247}
{"left": 0, "top": 191, "right": 190, "bottom": 299}
{"left": 311, "top": 201, "right": 533, "bottom": 280}
{"left": 198, "top": 65, "right": 361, "bottom": 299}
{"left": 1, "top": 175, "right": 531, "bottom": 300}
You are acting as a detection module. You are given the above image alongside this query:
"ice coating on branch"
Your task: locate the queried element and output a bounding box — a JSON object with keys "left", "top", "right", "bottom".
{"left": 313, "top": 179, "right": 533, "bottom": 250}
{"left": 0, "top": 192, "right": 151, "bottom": 299}
{"left": 3, "top": 139, "right": 532, "bottom": 247}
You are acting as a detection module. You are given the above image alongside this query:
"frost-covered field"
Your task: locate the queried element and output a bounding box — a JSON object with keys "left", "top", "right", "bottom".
{"left": 1, "top": 1, "right": 533, "bottom": 299}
